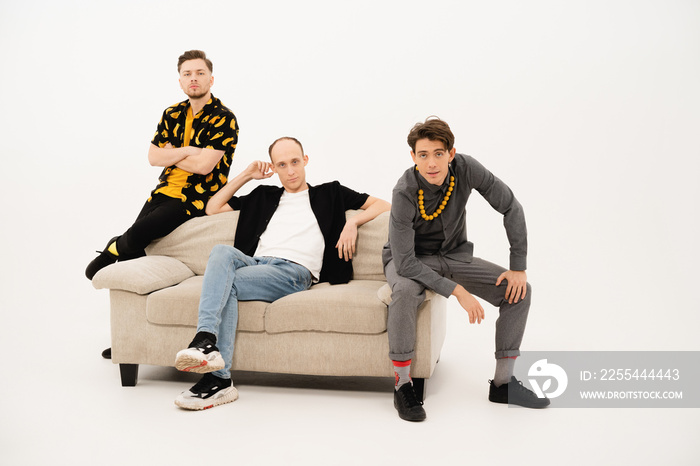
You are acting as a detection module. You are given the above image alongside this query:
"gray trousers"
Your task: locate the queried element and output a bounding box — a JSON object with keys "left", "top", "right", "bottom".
{"left": 384, "top": 255, "right": 531, "bottom": 361}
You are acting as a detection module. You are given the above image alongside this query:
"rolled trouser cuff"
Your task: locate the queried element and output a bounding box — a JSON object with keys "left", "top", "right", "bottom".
{"left": 389, "top": 351, "right": 415, "bottom": 362}
{"left": 495, "top": 349, "right": 521, "bottom": 359}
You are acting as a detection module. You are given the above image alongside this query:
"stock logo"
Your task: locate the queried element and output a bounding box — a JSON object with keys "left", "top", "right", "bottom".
{"left": 528, "top": 359, "right": 568, "bottom": 399}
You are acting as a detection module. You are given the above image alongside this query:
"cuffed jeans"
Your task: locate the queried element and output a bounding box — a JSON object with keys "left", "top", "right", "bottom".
{"left": 384, "top": 256, "right": 531, "bottom": 361}
{"left": 197, "top": 244, "right": 313, "bottom": 379}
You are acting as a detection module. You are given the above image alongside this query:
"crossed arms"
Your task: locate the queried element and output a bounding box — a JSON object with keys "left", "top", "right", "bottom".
{"left": 148, "top": 142, "right": 225, "bottom": 175}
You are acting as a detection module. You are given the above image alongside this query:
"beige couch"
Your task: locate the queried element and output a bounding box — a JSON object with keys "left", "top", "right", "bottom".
{"left": 92, "top": 210, "right": 447, "bottom": 399}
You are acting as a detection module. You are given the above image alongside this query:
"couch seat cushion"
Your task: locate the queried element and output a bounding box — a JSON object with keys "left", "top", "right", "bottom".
{"left": 146, "top": 276, "right": 267, "bottom": 332}
{"left": 264, "top": 280, "right": 388, "bottom": 335}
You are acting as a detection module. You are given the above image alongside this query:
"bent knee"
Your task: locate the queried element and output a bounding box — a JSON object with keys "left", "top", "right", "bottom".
{"left": 209, "top": 244, "right": 239, "bottom": 262}
{"left": 522, "top": 282, "right": 532, "bottom": 302}
{"left": 210, "top": 244, "right": 231, "bottom": 256}
{"left": 391, "top": 277, "right": 424, "bottom": 296}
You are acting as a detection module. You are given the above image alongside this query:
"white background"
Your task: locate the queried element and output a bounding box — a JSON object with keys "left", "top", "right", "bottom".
{"left": 1, "top": 1, "right": 698, "bottom": 465}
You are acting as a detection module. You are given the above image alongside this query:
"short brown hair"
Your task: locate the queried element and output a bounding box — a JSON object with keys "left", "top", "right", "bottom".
{"left": 177, "top": 50, "right": 213, "bottom": 73}
{"left": 407, "top": 117, "right": 455, "bottom": 152}
{"left": 268, "top": 137, "right": 304, "bottom": 159}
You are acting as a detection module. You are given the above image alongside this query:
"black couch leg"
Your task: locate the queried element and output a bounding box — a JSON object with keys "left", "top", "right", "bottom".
{"left": 413, "top": 377, "right": 426, "bottom": 402}
{"left": 119, "top": 364, "right": 139, "bottom": 387}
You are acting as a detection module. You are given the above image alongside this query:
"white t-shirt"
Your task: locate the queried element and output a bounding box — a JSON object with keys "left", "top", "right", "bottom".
{"left": 254, "top": 189, "right": 325, "bottom": 281}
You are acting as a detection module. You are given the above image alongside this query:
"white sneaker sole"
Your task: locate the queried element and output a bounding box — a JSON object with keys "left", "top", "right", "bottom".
{"left": 174, "top": 348, "right": 225, "bottom": 373}
{"left": 174, "top": 386, "right": 239, "bottom": 411}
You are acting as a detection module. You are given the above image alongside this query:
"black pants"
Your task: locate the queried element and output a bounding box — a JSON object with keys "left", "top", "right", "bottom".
{"left": 115, "top": 194, "right": 192, "bottom": 259}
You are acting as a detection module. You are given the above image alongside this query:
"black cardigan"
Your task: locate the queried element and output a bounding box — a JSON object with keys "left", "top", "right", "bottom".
{"left": 227, "top": 182, "right": 369, "bottom": 284}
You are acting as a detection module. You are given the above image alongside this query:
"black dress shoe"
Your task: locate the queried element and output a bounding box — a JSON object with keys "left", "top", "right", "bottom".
{"left": 394, "top": 383, "right": 427, "bottom": 421}
{"left": 489, "top": 376, "right": 550, "bottom": 408}
{"left": 102, "top": 348, "right": 112, "bottom": 359}
{"left": 85, "top": 236, "right": 120, "bottom": 280}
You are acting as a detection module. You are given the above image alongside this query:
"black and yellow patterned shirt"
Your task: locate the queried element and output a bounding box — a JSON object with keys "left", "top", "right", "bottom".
{"left": 150, "top": 95, "right": 239, "bottom": 215}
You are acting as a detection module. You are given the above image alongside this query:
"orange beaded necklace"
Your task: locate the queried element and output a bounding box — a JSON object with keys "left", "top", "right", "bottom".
{"left": 417, "top": 172, "right": 455, "bottom": 221}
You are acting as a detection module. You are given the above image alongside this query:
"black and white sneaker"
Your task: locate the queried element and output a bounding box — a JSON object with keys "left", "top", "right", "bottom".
{"left": 489, "top": 376, "right": 550, "bottom": 408}
{"left": 175, "top": 334, "right": 225, "bottom": 373}
{"left": 174, "top": 373, "right": 238, "bottom": 410}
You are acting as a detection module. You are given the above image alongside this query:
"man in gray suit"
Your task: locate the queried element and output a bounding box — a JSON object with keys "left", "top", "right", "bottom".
{"left": 383, "top": 117, "right": 549, "bottom": 422}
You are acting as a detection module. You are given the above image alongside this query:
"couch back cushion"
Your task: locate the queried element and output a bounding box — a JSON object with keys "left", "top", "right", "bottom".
{"left": 145, "top": 209, "right": 389, "bottom": 280}
{"left": 146, "top": 211, "right": 239, "bottom": 275}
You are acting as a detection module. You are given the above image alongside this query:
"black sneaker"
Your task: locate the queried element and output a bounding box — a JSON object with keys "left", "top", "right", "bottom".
{"left": 174, "top": 334, "right": 225, "bottom": 373}
{"left": 394, "top": 383, "right": 427, "bottom": 421}
{"left": 85, "top": 236, "right": 120, "bottom": 280}
{"left": 489, "top": 376, "right": 550, "bottom": 408}
{"left": 174, "top": 373, "right": 238, "bottom": 410}
{"left": 101, "top": 348, "right": 111, "bottom": 359}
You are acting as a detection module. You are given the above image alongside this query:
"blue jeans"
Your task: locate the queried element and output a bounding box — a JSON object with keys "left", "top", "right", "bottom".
{"left": 197, "top": 244, "right": 313, "bottom": 379}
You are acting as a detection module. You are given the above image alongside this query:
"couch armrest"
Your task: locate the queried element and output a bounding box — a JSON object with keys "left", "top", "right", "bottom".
{"left": 376, "top": 283, "right": 438, "bottom": 305}
{"left": 91, "top": 255, "right": 195, "bottom": 295}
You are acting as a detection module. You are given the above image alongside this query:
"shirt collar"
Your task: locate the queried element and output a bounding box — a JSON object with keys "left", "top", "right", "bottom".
{"left": 185, "top": 95, "right": 217, "bottom": 119}
{"left": 414, "top": 166, "right": 453, "bottom": 195}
